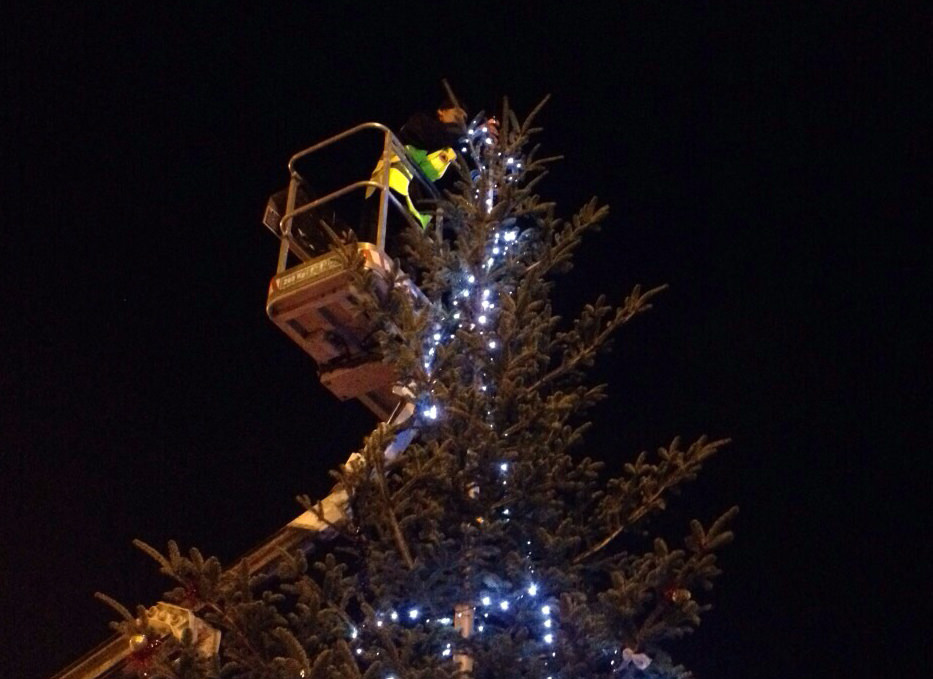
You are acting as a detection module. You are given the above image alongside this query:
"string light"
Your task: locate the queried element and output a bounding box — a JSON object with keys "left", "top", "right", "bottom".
{"left": 343, "top": 114, "right": 564, "bottom": 679}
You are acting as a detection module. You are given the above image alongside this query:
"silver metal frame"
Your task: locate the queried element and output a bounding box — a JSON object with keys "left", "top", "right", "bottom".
{"left": 275, "top": 122, "right": 439, "bottom": 274}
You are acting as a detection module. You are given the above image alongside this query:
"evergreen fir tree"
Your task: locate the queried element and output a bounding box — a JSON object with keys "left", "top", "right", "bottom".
{"left": 100, "top": 96, "right": 736, "bottom": 679}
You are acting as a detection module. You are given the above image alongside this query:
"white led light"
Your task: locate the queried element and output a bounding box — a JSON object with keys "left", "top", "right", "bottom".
{"left": 500, "top": 463, "right": 508, "bottom": 472}
{"left": 544, "top": 619, "right": 552, "bottom": 628}
{"left": 504, "top": 230, "right": 517, "bottom": 242}
{"left": 541, "top": 605, "right": 551, "bottom": 616}
{"left": 468, "top": 275, "right": 476, "bottom": 283}
{"left": 527, "top": 583, "right": 538, "bottom": 596}
{"left": 409, "top": 608, "right": 419, "bottom": 620}
{"left": 488, "top": 340, "right": 497, "bottom": 349}
{"left": 492, "top": 247, "right": 501, "bottom": 255}
{"left": 478, "top": 315, "right": 487, "bottom": 325}
{"left": 544, "top": 633, "right": 554, "bottom": 644}
{"left": 423, "top": 405, "right": 438, "bottom": 420}
{"left": 390, "top": 611, "right": 399, "bottom": 621}
{"left": 481, "top": 596, "right": 491, "bottom": 606}
{"left": 499, "top": 600, "right": 509, "bottom": 611}
{"left": 433, "top": 332, "right": 442, "bottom": 341}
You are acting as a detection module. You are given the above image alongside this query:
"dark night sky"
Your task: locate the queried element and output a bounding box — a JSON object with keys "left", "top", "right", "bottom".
{"left": 3, "top": 3, "right": 929, "bottom": 678}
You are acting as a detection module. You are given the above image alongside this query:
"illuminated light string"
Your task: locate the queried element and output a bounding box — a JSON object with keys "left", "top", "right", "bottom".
{"left": 463, "top": 117, "right": 525, "bottom": 213}
{"left": 350, "top": 584, "right": 559, "bottom": 671}
{"left": 348, "top": 464, "right": 557, "bottom": 672}
{"left": 348, "top": 460, "right": 558, "bottom": 671}
{"left": 380, "top": 118, "right": 561, "bottom": 676}
{"left": 408, "top": 157, "right": 507, "bottom": 375}
{"left": 416, "top": 220, "right": 523, "bottom": 423}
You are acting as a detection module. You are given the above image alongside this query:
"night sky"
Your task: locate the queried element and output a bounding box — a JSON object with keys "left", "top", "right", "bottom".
{"left": 4, "top": 4, "right": 928, "bottom": 678}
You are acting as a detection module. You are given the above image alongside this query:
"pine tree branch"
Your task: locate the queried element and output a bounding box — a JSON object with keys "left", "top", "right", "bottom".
{"left": 525, "top": 284, "right": 666, "bottom": 397}
{"left": 365, "top": 428, "right": 416, "bottom": 571}
{"left": 200, "top": 597, "right": 264, "bottom": 664}
{"left": 574, "top": 438, "right": 729, "bottom": 564}
{"left": 297, "top": 493, "right": 351, "bottom": 536}
{"left": 573, "top": 493, "right": 665, "bottom": 566}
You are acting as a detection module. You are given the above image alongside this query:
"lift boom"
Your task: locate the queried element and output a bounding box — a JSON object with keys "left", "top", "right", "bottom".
{"left": 50, "top": 123, "right": 432, "bottom": 679}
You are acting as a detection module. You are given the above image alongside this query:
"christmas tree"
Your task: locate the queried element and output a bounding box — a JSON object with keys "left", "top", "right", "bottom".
{"left": 99, "top": 95, "right": 736, "bottom": 679}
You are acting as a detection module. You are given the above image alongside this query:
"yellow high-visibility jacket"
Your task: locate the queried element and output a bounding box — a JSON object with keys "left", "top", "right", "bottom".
{"left": 367, "top": 145, "right": 455, "bottom": 228}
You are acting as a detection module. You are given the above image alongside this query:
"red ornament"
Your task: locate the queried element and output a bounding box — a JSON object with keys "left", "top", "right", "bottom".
{"left": 662, "top": 584, "right": 692, "bottom": 603}
{"left": 126, "top": 634, "right": 164, "bottom": 676}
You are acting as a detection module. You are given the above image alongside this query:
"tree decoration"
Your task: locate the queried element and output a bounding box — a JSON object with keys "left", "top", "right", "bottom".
{"left": 98, "top": 95, "right": 736, "bottom": 679}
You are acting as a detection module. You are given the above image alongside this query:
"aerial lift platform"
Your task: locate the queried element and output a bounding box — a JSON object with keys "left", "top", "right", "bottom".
{"left": 262, "top": 122, "right": 435, "bottom": 419}
{"left": 51, "top": 123, "right": 435, "bottom": 679}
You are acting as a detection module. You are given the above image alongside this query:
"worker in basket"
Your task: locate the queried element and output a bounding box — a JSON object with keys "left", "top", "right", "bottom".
{"left": 366, "top": 98, "right": 468, "bottom": 230}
